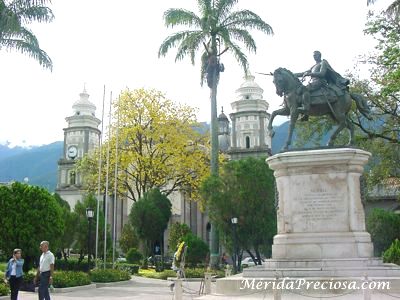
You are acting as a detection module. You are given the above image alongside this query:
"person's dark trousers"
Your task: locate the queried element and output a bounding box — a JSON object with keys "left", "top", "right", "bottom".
{"left": 38, "top": 271, "right": 51, "bottom": 300}
{"left": 9, "top": 275, "right": 22, "bottom": 300}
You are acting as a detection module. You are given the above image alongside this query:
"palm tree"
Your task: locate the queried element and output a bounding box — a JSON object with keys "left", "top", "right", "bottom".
{"left": 367, "top": 0, "right": 400, "bottom": 17}
{"left": 159, "top": 0, "right": 273, "bottom": 174}
{"left": 0, "top": 0, "right": 54, "bottom": 70}
{"left": 159, "top": 0, "right": 273, "bottom": 267}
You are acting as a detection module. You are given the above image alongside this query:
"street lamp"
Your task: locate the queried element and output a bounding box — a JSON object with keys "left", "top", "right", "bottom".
{"left": 231, "top": 217, "right": 238, "bottom": 273}
{"left": 86, "top": 207, "right": 94, "bottom": 270}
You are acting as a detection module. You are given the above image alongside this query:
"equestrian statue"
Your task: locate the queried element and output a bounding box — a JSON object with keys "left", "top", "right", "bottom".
{"left": 267, "top": 51, "right": 372, "bottom": 151}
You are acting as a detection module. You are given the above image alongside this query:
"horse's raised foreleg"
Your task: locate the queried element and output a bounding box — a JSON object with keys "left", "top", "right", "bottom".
{"left": 268, "top": 107, "right": 289, "bottom": 138}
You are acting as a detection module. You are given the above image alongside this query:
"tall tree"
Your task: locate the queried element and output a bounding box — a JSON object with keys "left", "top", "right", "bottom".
{"left": 78, "top": 88, "right": 210, "bottom": 203}
{"left": 0, "top": 0, "right": 54, "bottom": 69}
{"left": 294, "top": 11, "right": 400, "bottom": 188}
{"left": 367, "top": 0, "right": 400, "bottom": 18}
{"left": 159, "top": 0, "right": 273, "bottom": 267}
{"left": 201, "top": 157, "right": 276, "bottom": 269}
{"left": 158, "top": 0, "right": 273, "bottom": 175}
{"left": 72, "top": 193, "right": 110, "bottom": 262}
{"left": 130, "top": 189, "right": 172, "bottom": 256}
{"left": 0, "top": 182, "right": 64, "bottom": 271}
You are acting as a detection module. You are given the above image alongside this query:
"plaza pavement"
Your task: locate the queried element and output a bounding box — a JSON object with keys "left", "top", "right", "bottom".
{"left": 14, "top": 275, "right": 400, "bottom": 300}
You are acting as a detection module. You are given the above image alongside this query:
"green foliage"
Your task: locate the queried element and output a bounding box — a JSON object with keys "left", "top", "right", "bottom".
{"left": 138, "top": 268, "right": 176, "bottom": 280}
{"left": 0, "top": 282, "right": 9, "bottom": 296}
{"left": 53, "top": 271, "right": 91, "bottom": 288}
{"left": 182, "top": 233, "right": 209, "bottom": 265}
{"left": 22, "top": 272, "right": 35, "bottom": 284}
{"left": 55, "top": 259, "right": 94, "bottom": 272}
{"left": 201, "top": 157, "right": 276, "bottom": 259}
{"left": 78, "top": 88, "right": 210, "bottom": 203}
{"left": 159, "top": 0, "right": 273, "bottom": 85}
{"left": 116, "top": 263, "right": 140, "bottom": 275}
{"left": 126, "top": 248, "right": 143, "bottom": 264}
{"left": 168, "top": 222, "right": 191, "bottom": 254}
{"left": 130, "top": 189, "right": 171, "bottom": 255}
{"left": 0, "top": 182, "right": 64, "bottom": 271}
{"left": 349, "top": 11, "right": 400, "bottom": 186}
{"left": 53, "top": 193, "right": 76, "bottom": 257}
{"left": 0, "top": 0, "right": 54, "bottom": 69}
{"left": 138, "top": 268, "right": 224, "bottom": 280}
{"left": 89, "top": 269, "right": 131, "bottom": 283}
{"left": 119, "top": 223, "right": 139, "bottom": 254}
{"left": 383, "top": 239, "right": 400, "bottom": 265}
{"left": 72, "top": 194, "right": 111, "bottom": 262}
{"left": 366, "top": 209, "right": 400, "bottom": 256}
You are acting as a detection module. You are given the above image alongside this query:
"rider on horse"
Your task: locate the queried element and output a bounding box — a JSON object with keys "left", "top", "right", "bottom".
{"left": 294, "top": 51, "right": 350, "bottom": 120}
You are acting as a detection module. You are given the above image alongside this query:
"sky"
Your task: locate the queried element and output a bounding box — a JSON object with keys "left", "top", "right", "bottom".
{"left": 0, "top": 0, "right": 392, "bottom": 147}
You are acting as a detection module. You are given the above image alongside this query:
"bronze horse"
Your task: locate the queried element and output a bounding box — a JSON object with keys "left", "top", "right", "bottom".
{"left": 267, "top": 67, "right": 372, "bottom": 151}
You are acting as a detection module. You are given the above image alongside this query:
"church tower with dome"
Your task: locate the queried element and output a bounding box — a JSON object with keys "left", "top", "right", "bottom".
{"left": 223, "top": 74, "right": 272, "bottom": 159}
{"left": 56, "top": 88, "right": 101, "bottom": 209}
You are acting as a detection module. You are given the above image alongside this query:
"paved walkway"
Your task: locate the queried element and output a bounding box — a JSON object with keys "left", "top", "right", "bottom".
{"left": 13, "top": 276, "right": 400, "bottom": 300}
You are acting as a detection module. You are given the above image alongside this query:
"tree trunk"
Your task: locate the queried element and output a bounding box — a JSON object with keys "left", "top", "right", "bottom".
{"left": 255, "top": 248, "right": 263, "bottom": 265}
{"left": 209, "top": 58, "right": 220, "bottom": 268}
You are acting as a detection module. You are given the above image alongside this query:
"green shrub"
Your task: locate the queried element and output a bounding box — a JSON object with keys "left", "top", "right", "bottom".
{"left": 141, "top": 257, "right": 148, "bottom": 269}
{"left": 116, "top": 263, "right": 140, "bottom": 274}
{"left": 367, "top": 208, "right": 400, "bottom": 256}
{"left": 138, "top": 268, "right": 224, "bottom": 280}
{"left": 183, "top": 233, "right": 209, "bottom": 265}
{"left": 139, "top": 269, "right": 176, "bottom": 280}
{"left": 126, "top": 248, "right": 143, "bottom": 264}
{"left": 0, "top": 283, "right": 9, "bottom": 296}
{"left": 23, "top": 272, "right": 35, "bottom": 283}
{"left": 383, "top": 239, "right": 400, "bottom": 265}
{"left": 0, "top": 262, "right": 6, "bottom": 272}
{"left": 53, "top": 271, "right": 91, "bottom": 288}
{"left": 55, "top": 259, "right": 94, "bottom": 272}
{"left": 89, "top": 269, "right": 131, "bottom": 283}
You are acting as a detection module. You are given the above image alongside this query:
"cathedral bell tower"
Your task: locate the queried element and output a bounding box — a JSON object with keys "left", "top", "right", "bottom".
{"left": 56, "top": 88, "right": 101, "bottom": 209}
{"left": 227, "top": 74, "right": 271, "bottom": 160}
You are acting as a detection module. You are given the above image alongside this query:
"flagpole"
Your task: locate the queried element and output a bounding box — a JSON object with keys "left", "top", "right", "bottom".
{"left": 112, "top": 96, "right": 120, "bottom": 268}
{"left": 95, "top": 85, "right": 106, "bottom": 268}
{"left": 104, "top": 91, "right": 113, "bottom": 269}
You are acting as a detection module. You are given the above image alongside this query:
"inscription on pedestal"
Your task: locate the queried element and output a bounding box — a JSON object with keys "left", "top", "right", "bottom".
{"left": 293, "top": 187, "right": 347, "bottom": 232}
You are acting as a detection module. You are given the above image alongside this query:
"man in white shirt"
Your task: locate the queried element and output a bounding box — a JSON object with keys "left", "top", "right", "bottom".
{"left": 34, "top": 241, "right": 55, "bottom": 300}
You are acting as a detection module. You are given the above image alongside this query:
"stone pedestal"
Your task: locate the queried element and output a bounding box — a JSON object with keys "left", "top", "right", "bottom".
{"left": 215, "top": 148, "right": 400, "bottom": 296}
{"left": 268, "top": 148, "right": 373, "bottom": 260}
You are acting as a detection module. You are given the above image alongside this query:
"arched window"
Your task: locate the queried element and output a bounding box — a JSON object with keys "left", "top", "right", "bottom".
{"left": 69, "top": 171, "right": 76, "bottom": 185}
{"left": 206, "top": 223, "right": 211, "bottom": 243}
{"left": 246, "top": 136, "right": 250, "bottom": 149}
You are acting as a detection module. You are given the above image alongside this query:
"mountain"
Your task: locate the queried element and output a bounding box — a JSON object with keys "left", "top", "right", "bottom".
{"left": 0, "top": 122, "right": 291, "bottom": 192}
{"left": 0, "top": 141, "right": 63, "bottom": 191}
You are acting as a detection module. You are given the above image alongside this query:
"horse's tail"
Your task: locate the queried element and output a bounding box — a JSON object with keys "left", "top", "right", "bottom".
{"left": 350, "top": 93, "right": 373, "bottom": 120}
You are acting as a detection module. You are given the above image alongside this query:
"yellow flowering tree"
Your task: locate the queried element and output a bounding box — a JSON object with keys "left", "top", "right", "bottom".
{"left": 78, "top": 88, "right": 210, "bottom": 203}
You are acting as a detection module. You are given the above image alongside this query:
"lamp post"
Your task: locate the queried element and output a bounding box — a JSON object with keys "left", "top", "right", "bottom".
{"left": 231, "top": 217, "right": 238, "bottom": 274}
{"left": 86, "top": 207, "right": 94, "bottom": 270}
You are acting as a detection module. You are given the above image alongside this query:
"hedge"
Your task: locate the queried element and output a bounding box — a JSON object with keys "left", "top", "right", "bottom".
{"left": 55, "top": 259, "right": 95, "bottom": 272}
{"left": 53, "top": 271, "right": 91, "bottom": 288}
{"left": 89, "top": 269, "right": 131, "bottom": 283}
{"left": 116, "top": 263, "right": 140, "bottom": 275}
{"left": 0, "top": 283, "right": 9, "bottom": 296}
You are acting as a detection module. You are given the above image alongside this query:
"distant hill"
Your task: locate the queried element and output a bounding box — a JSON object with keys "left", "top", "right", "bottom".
{"left": 0, "top": 141, "right": 63, "bottom": 191}
{"left": 0, "top": 122, "right": 291, "bottom": 191}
